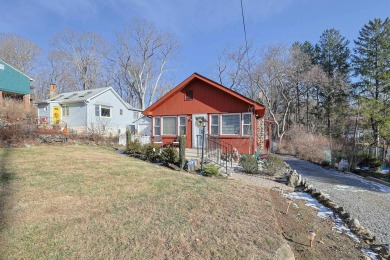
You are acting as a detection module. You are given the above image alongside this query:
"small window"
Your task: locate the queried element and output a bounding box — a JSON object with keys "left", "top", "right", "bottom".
{"left": 43, "top": 107, "right": 48, "bottom": 112}
{"left": 133, "top": 111, "right": 139, "bottom": 119}
{"left": 210, "top": 115, "right": 219, "bottom": 136}
{"left": 101, "top": 107, "right": 111, "bottom": 117}
{"left": 163, "top": 116, "right": 177, "bottom": 135}
{"left": 185, "top": 90, "right": 193, "bottom": 100}
{"left": 129, "top": 124, "right": 136, "bottom": 134}
{"left": 95, "top": 105, "right": 100, "bottom": 116}
{"left": 120, "top": 109, "right": 123, "bottom": 116}
{"left": 95, "top": 105, "right": 111, "bottom": 117}
{"left": 62, "top": 106, "right": 69, "bottom": 116}
{"left": 154, "top": 117, "right": 161, "bottom": 136}
{"left": 242, "top": 113, "right": 252, "bottom": 136}
{"left": 178, "top": 116, "right": 186, "bottom": 135}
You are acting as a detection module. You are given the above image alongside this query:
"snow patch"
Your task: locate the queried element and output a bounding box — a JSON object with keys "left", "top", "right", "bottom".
{"left": 284, "top": 192, "right": 359, "bottom": 242}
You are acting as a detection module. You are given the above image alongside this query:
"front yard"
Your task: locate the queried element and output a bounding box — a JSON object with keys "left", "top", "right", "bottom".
{"left": 0, "top": 145, "right": 285, "bottom": 259}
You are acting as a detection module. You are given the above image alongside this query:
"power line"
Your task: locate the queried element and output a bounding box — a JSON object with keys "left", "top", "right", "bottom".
{"left": 240, "top": 0, "right": 249, "bottom": 52}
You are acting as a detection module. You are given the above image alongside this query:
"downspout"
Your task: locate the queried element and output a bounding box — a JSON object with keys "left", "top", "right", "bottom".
{"left": 84, "top": 100, "right": 89, "bottom": 131}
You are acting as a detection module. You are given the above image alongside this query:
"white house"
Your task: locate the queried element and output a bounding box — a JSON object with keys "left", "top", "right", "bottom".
{"left": 36, "top": 85, "right": 148, "bottom": 142}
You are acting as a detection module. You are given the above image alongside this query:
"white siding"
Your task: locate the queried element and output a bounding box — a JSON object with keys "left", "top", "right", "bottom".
{"left": 87, "top": 89, "right": 137, "bottom": 136}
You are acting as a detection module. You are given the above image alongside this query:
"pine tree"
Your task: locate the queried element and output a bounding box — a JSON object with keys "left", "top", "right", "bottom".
{"left": 314, "top": 29, "right": 351, "bottom": 134}
{"left": 352, "top": 18, "right": 390, "bottom": 155}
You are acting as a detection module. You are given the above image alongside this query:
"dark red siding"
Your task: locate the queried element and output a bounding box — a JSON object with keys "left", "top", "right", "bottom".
{"left": 152, "top": 79, "right": 255, "bottom": 115}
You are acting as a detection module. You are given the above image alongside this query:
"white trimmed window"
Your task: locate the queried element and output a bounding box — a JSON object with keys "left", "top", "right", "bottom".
{"left": 95, "top": 105, "right": 111, "bottom": 118}
{"left": 210, "top": 114, "right": 219, "bottom": 136}
{"left": 133, "top": 111, "right": 139, "bottom": 119}
{"left": 62, "top": 106, "right": 69, "bottom": 116}
{"left": 242, "top": 113, "right": 252, "bottom": 136}
{"left": 221, "top": 114, "right": 240, "bottom": 135}
{"left": 163, "top": 116, "right": 177, "bottom": 135}
{"left": 154, "top": 117, "right": 161, "bottom": 136}
{"left": 178, "top": 116, "right": 186, "bottom": 135}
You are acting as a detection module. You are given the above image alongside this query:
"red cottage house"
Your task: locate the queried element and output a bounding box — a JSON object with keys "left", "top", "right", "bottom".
{"left": 143, "top": 73, "right": 271, "bottom": 154}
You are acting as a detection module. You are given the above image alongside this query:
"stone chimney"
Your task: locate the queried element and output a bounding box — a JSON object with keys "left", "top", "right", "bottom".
{"left": 49, "top": 84, "right": 57, "bottom": 99}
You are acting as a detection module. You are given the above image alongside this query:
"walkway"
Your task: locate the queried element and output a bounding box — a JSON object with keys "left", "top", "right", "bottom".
{"left": 281, "top": 155, "right": 390, "bottom": 244}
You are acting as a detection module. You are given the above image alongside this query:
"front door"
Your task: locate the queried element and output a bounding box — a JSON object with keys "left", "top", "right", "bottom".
{"left": 192, "top": 114, "right": 207, "bottom": 148}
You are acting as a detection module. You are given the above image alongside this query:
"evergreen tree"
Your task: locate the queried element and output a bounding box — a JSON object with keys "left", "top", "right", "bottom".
{"left": 314, "top": 29, "right": 351, "bottom": 134}
{"left": 352, "top": 18, "right": 390, "bottom": 155}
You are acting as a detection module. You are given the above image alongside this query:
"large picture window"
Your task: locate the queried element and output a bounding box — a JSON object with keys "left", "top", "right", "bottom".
{"left": 178, "top": 116, "right": 186, "bottom": 135}
{"left": 163, "top": 117, "right": 177, "bottom": 135}
{"left": 154, "top": 117, "right": 161, "bottom": 136}
{"left": 221, "top": 114, "right": 240, "bottom": 135}
{"left": 242, "top": 113, "right": 252, "bottom": 136}
{"left": 210, "top": 114, "right": 219, "bottom": 135}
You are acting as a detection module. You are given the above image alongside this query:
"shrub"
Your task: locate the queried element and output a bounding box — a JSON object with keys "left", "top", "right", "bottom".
{"left": 142, "top": 144, "right": 161, "bottom": 162}
{"left": 279, "top": 125, "right": 331, "bottom": 164}
{"left": 203, "top": 164, "right": 219, "bottom": 177}
{"left": 240, "top": 154, "right": 258, "bottom": 173}
{"left": 126, "top": 140, "right": 142, "bottom": 156}
{"left": 160, "top": 146, "right": 179, "bottom": 165}
{"left": 264, "top": 154, "right": 285, "bottom": 176}
{"left": 179, "top": 135, "right": 186, "bottom": 169}
{"left": 358, "top": 155, "right": 383, "bottom": 169}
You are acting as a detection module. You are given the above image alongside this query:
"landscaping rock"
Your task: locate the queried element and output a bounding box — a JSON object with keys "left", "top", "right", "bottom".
{"left": 273, "top": 243, "right": 295, "bottom": 260}
{"left": 287, "top": 170, "right": 301, "bottom": 187}
{"left": 349, "top": 218, "right": 362, "bottom": 230}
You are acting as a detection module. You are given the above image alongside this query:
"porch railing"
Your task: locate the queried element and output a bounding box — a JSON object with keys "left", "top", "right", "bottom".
{"left": 196, "top": 134, "right": 234, "bottom": 173}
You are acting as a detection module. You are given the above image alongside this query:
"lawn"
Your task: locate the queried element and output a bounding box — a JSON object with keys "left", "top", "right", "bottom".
{"left": 0, "top": 145, "right": 286, "bottom": 259}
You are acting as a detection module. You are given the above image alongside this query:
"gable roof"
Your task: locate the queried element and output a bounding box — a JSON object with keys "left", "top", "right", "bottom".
{"left": 0, "top": 59, "right": 33, "bottom": 81}
{"left": 143, "top": 73, "right": 265, "bottom": 116}
{"left": 41, "top": 87, "right": 142, "bottom": 111}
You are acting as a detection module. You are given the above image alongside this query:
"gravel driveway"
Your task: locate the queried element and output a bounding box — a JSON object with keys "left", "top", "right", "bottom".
{"left": 281, "top": 155, "right": 390, "bottom": 245}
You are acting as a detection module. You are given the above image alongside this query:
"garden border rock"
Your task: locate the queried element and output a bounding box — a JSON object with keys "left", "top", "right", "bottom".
{"left": 286, "top": 168, "right": 389, "bottom": 259}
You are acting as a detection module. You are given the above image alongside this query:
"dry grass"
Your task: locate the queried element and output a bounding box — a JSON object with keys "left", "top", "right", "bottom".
{"left": 0, "top": 98, "right": 36, "bottom": 123}
{"left": 279, "top": 125, "right": 331, "bottom": 164}
{"left": 0, "top": 145, "right": 285, "bottom": 259}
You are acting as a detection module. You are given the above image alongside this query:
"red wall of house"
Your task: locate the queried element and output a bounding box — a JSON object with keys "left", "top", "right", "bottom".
{"left": 150, "top": 79, "right": 260, "bottom": 153}
{"left": 152, "top": 79, "right": 255, "bottom": 115}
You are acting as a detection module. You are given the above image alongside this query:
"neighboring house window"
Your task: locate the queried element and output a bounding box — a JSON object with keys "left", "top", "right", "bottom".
{"left": 95, "top": 105, "right": 111, "bottom": 118}
{"left": 120, "top": 109, "right": 123, "bottom": 116}
{"left": 210, "top": 114, "right": 219, "bottom": 136}
{"left": 101, "top": 106, "right": 111, "bottom": 117}
{"left": 95, "top": 105, "right": 100, "bottom": 116}
{"left": 133, "top": 111, "right": 139, "bottom": 119}
{"left": 62, "top": 106, "right": 69, "bottom": 116}
{"left": 185, "top": 90, "right": 193, "bottom": 100}
{"left": 221, "top": 114, "right": 240, "bottom": 135}
{"left": 43, "top": 107, "right": 47, "bottom": 112}
{"left": 242, "top": 113, "right": 252, "bottom": 136}
{"left": 154, "top": 117, "right": 161, "bottom": 136}
{"left": 178, "top": 116, "right": 186, "bottom": 135}
{"left": 163, "top": 116, "right": 177, "bottom": 135}
{"left": 129, "top": 124, "right": 136, "bottom": 134}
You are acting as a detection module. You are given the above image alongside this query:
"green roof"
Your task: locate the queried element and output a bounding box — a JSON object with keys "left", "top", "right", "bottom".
{"left": 0, "top": 59, "right": 32, "bottom": 95}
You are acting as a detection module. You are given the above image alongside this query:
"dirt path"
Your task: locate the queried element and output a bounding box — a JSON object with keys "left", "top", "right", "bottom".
{"left": 281, "top": 155, "right": 390, "bottom": 245}
{"left": 232, "top": 173, "right": 370, "bottom": 259}
{"left": 269, "top": 189, "right": 368, "bottom": 260}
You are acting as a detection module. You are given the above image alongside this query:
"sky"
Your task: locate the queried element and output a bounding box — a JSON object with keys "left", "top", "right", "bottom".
{"left": 1, "top": 0, "right": 389, "bottom": 83}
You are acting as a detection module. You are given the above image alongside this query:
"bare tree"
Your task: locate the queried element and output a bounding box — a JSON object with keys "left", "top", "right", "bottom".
{"left": 251, "top": 45, "right": 295, "bottom": 146}
{"left": 109, "top": 19, "right": 179, "bottom": 109}
{"left": 0, "top": 33, "right": 41, "bottom": 74}
{"left": 50, "top": 30, "right": 108, "bottom": 91}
